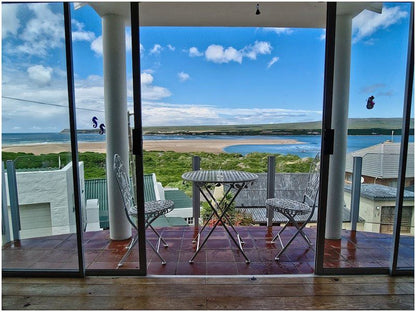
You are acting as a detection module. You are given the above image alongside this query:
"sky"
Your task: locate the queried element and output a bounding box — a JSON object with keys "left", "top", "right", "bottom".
{"left": 1, "top": 2, "right": 412, "bottom": 133}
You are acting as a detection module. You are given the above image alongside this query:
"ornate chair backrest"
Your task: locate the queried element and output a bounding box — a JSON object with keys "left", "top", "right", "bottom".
{"left": 303, "top": 152, "right": 320, "bottom": 208}
{"left": 113, "top": 154, "right": 136, "bottom": 219}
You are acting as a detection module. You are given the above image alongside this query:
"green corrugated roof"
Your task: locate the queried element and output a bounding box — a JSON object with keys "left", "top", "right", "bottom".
{"left": 152, "top": 216, "right": 189, "bottom": 227}
{"left": 164, "top": 190, "right": 192, "bottom": 209}
{"left": 143, "top": 174, "right": 156, "bottom": 201}
{"left": 85, "top": 176, "right": 191, "bottom": 229}
{"left": 85, "top": 178, "right": 109, "bottom": 229}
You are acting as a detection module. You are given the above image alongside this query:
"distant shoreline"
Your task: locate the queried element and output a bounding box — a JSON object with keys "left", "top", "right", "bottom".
{"left": 2, "top": 139, "right": 303, "bottom": 155}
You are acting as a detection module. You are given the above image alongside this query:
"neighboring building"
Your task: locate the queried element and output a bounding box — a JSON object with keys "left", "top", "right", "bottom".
{"left": 345, "top": 141, "right": 414, "bottom": 188}
{"left": 344, "top": 183, "right": 414, "bottom": 235}
{"left": 84, "top": 173, "right": 193, "bottom": 228}
{"left": 164, "top": 189, "right": 193, "bottom": 225}
{"left": 146, "top": 173, "right": 193, "bottom": 226}
{"left": 4, "top": 166, "right": 191, "bottom": 242}
{"left": 3, "top": 162, "right": 100, "bottom": 240}
{"left": 343, "top": 142, "right": 414, "bottom": 234}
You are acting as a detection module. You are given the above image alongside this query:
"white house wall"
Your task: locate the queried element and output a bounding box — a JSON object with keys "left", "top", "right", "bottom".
{"left": 5, "top": 162, "right": 85, "bottom": 238}
{"left": 344, "top": 191, "right": 414, "bottom": 234}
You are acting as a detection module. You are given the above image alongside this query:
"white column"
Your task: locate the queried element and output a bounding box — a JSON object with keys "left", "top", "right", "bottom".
{"left": 325, "top": 13, "right": 352, "bottom": 239}
{"left": 102, "top": 14, "right": 131, "bottom": 240}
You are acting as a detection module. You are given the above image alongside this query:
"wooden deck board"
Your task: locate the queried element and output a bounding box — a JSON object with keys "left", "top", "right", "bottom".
{"left": 2, "top": 275, "right": 414, "bottom": 310}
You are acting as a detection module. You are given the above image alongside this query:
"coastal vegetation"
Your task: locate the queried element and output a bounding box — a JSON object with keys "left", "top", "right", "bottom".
{"left": 143, "top": 118, "right": 414, "bottom": 136}
{"left": 2, "top": 151, "right": 313, "bottom": 194}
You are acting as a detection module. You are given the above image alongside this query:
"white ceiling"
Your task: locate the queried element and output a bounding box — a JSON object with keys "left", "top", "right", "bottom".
{"left": 87, "top": 2, "right": 382, "bottom": 28}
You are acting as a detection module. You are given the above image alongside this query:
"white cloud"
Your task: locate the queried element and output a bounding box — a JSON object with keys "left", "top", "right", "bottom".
{"left": 71, "top": 19, "right": 95, "bottom": 42}
{"left": 142, "top": 102, "right": 219, "bottom": 126}
{"left": 141, "top": 72, "right": 154, "bottom": 84}
{"left": 3, "top": 58, "right": 320, "bottom": 131}
{"left": 204, "top": 41, "right": 272, "bottom": 64}
{"left": 91, "top": 36, "right": 103, "bottom": 55}
{"left": 2, "top": 64, "right": 71, "bottom": 132}
{"left": 3, "top": 64, "right": 105, "bottom": 132}
{"left": 90, "top": 31, "right": 132, "bottom": 55}
{"left": 140, "top": 102, "right": 322, "bottom": 127}
{"left": 205, "top": 44, "right": 243, "bottom": 64}
{"left": 150, "top": 44, "right": 162, "bottom": 54}
{"left": 352, "top": 6, "right": 408, "bottom": 43}
{"left": 125, "top": 29, "right": 132, "bottom": 52}
{"left": 2, "top": 4, "right": 21, "bottom": 38}
{"left": 7, "top": 3, "right": 65, "bottom": 57}
{"left": 242, "top": 41, "right": 272, "bottom": 60}
{"left": 188, "top": 47, "right": 203, "bottom": 57}
{"left": 72, "top": 30, "right": 95, "bottom": 41}
{"left": 178, "top": 72, "right": 190, "bottom": 82}
{"left": 216, "top": 107, "right": 321, "bottom": 124}
{"left": 319, "top": 30, "right": 326, "bottom": 41}
{"left": 263, "top": 27, "right": 294, "bottom": 35}
{"left": 27, "top": 65, "right": 53, "bottom": 86}
{"left": 267, "top": 57, "right": 279, "bottom": 69}
{"left": 132, "top": 72, "right": 172, "bottom": 101}
{"left": 167, "top": 44, "right": 175, "bottom": 51}
{"left": 142, "top": 85, "right": 172, "bottom": 100}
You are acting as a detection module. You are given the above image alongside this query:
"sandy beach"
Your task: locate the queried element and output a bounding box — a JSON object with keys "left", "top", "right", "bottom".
{"left": 2, "top": 139, "right": 302, "bottom": 155}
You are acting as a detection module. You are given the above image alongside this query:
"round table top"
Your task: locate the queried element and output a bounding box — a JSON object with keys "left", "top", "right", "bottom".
{"left": 182, "top": 170, "right": 258, "bottom": 184}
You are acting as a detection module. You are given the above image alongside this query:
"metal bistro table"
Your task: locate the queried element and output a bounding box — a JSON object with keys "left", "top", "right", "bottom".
{"left": 182, "top": 170, "right": 258, "bottom": 263}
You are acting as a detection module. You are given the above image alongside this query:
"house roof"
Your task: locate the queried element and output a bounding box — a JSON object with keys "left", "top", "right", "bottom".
{"left": 344, "top": 183, "right": 414, "bottom": 201}
{"left": 345, "top": 142, "right": 414, "bottom": 179}
{"left": 165, "top": 189, "right": 192, "bottom": 209}
{"left": 143, "top": 174, "right": 156, "bottom": 202}
{"left": 152, "top": 216, "right": 189, "bottom": 227}
{"left": 86, "top": 2, "right": 382, "bottom": 28}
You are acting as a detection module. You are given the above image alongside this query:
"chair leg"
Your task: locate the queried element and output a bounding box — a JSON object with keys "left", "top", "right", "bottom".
{"left": 118, "top": 233, "right": 168, "bottom": 267}
{"left": 148, "top": 224, "right": 169, "bottom": 247}
{"left": 270, "top": 220, "right": 290, "bottom": 244}
{"left": 118, "top": 235, "right": 138, "bottom": 268}
{"left": 293, "top": 222, "right": 313, "bottom": 246}
{"left": 146, "top": 238, "right": 167, "bottom": 265}
{"left": 274, "top": 218, "right": 312, "bottom": 261}
{"left": 144, "top": 223, "right": 168, "bottom": 264}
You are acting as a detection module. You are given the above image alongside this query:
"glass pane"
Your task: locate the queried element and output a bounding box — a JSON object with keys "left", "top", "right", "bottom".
{"left": 68, "top": 5, "right": 139, "bottom": 271}
{"left": 324, "top": 2, "right": 413, "bottom": 270}
{"left": 137, "top": 24, "right": 324, "bottom": 275}
{"left": 2, "top": 3, "right": 79, "bottom": 271}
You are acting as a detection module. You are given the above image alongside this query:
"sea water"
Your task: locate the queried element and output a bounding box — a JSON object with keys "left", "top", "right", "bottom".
{"left": 2, "top": 133, "right": 413, "bottom": 157}
{"left": 224, "top": 135, "right": 415, "bottom": 157}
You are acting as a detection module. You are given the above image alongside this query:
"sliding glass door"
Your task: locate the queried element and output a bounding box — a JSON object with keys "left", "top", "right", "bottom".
{"left": 315, "top": 2, "right": 414, "bottom": 275}
{"left": 2, "top": 2, "right": 83, "bottom": 276}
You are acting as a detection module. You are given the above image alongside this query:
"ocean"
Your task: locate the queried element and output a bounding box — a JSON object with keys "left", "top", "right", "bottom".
{"left": 2, "top": 132, "right": 414, "bottom": 158}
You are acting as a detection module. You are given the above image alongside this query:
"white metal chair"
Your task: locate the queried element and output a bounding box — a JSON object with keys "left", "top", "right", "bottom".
{"left": 113, "top": 154, "right": 174, "bottom": 267}
{"left": 265, "top": 153, "right": 320, "bottom": 261}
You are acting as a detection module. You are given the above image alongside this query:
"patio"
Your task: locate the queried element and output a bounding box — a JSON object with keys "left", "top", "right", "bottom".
{"left": 2, "top": 225, "right": 413, "bottom": 275}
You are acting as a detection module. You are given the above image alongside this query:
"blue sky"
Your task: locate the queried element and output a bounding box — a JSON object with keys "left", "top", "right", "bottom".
{"left": 1, "top": 2, "right": 412, "bottom": 133}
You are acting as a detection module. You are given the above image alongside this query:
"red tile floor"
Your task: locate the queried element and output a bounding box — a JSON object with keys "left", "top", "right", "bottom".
{"left": 2, "top": 226, "right": 414, "bottom": 274}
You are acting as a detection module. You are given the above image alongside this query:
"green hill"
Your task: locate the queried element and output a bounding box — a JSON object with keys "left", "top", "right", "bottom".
{"left": 143, "top": 118, "right": 414, "bottom": 136}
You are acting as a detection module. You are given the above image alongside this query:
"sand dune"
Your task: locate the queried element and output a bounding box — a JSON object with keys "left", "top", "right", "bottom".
{"left": 2, "top": 138, "right": 302, "bottom": 155}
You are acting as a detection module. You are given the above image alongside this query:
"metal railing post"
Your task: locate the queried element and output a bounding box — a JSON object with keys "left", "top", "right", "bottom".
{"left": 6, "top": 160, "right": 20, "bottom": 241}
{"left": 2, "top": 162, "right": 11, "bottom": 243}
{"left": 266, "top": 156, "right": 276, "bottom": 227}
{"left": 350, "top": 156, "right": 362, "bottom": 231}
{"left": 192, "top": 156, "right": 201, "bottom": 225}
